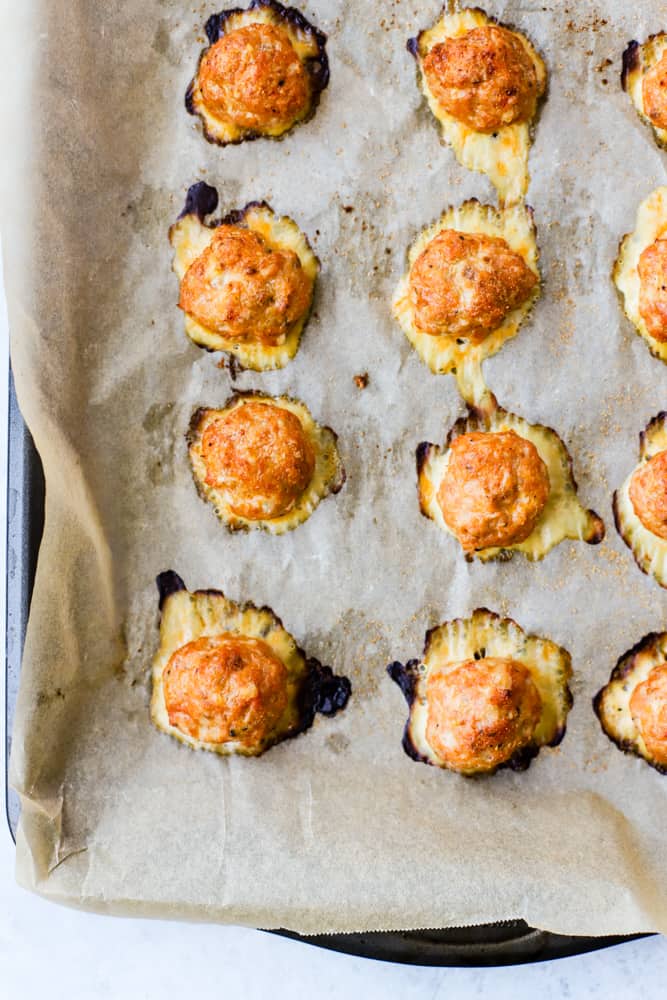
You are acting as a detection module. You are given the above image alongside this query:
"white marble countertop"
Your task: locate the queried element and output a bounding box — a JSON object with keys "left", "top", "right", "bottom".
{"left": 1, "top": 822, "right": 666, "bottom": 999}
{"left": 1, "top": 251, "right": 666, "bottom": 998}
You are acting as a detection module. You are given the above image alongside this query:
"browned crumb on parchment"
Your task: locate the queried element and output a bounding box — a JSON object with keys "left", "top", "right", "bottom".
{"left": 353, "top": 372, "right": 369, "bottom": 389}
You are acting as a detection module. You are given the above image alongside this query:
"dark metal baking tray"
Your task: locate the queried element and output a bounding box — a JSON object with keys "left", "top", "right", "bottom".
{"left": 5, "top": 369, "right": 44, "bottom": 839}
{"left": 4, "top": 369, "right": 647, "bottom": 965}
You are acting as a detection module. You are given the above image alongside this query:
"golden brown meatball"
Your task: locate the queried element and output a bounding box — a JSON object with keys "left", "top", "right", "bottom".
{"left": 629, "top": 450, "right": 667, "bottom": 539}
{"left": 438, "top": 430, "right": 550, "bottom": 551}
{"left": 199, "top": 23, "right": 310, "bottom": 132}
{"left": 200, "top": 402, "right": 315, "bottom": 520}
{"left": 425, "top": 656, "right": 542, "bottom": 773}
{"left": 163, "top": 634, "right": 288, "bottom": 746}
{"left": 179, "top": 224, "right": 313, "bottom": 345}
{"left": 643, "top": 50, "right": 667, "bottom": 130}
{"left": 638, "top": 237, "right": 667, "bottom": 342}
{"left": 422, "top": 25, "right": 543, "bottom": 133}
{"left": 409, "top": 230, "right": 537, "bottom": 341}
{"left": 629, "top": 662, "right": 667, "bottom": 767}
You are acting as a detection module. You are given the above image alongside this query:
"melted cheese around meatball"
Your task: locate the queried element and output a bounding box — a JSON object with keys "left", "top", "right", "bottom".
{"left": 613, "top": 411, "right": 667, "bottom": 588}
{"left": 187, "top": 1, "right": 328, "bottom": 146}
{"left": 151, "top": 572, "right": 351, "bottom": 756}
{"left": 392, "top": 199, "right": 539, "bottom": 402}
{"left": 387, "top": 608, "right": 572, "bottom": 776}
{"left": 614, "top": 187, "right": 667, "bottom": 363}
{"left": 418, "top": 399, "right": 604, "bottom": 561}
{"left": 595, "top": 629, "right": 667, "bottom": 773}
{"left": 409, "top": 7, "right": 546, "bottom": 205}
{"left": 622, "top": 33, "right": 667, "bottom": 149}
{"left": 170, "top": 184, "right": 319, "bottom": 371}
{"left": 188, "top": 392, "right": 345, "bottom": 534}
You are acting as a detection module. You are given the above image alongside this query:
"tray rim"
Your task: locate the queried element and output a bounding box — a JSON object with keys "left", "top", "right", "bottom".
{"left": 3, "top": 368, "right": 650, "bottom": 965}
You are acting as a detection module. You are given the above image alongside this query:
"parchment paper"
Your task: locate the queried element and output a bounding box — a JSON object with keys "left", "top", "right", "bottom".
{"left": 2, "top": 0, "right": 667, "bottom": 935}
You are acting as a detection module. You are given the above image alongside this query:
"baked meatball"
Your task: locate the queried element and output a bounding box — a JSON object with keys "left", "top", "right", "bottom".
{"left": 422, "top": 25, "right": 543, "bottom": 133}
{"left": 163, "top": 634, "right": 288, "bottom": 746}
{"left": 179, "top": 224, "right": 313, "bottom": 345}
{"left": 425, "top": 656, "right": 542, "bottom": 773}
{"left": 198, "top": 22, "right": 310, "bottom": 132}
{"left": 643, "top": 50, "right": 667, "bottom": 131}
{"left": 438, "top": 430, "right": 550, "bottom": 551}
{"left": 629, "top": 450, "right": 667, "bottom": 539}
{"left": 409, "top": 230, "right": 537, "bottom": 340}
{"left": 200, "top": 401, "right": 315, "bottom": 519}
{"left": 629, "top": 662, "right": 667, "bottom": 767}
{"left": 638, "top": 237, "right": 667, "bottom": 342}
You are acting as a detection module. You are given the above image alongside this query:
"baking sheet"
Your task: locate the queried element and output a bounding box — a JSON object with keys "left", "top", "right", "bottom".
{"left": 1, "top": 0, "right": 667, "bottom": 935}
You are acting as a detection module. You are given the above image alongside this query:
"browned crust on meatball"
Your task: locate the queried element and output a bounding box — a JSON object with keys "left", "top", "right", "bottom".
{"left": 178, "top": 224, "right": 314, "bottom": 345}
{"left": 642, "top": 49, "right": 667, "bottom": 130}
{"left": 425, "top": 656, "right": 543, "bottom": 773}
{"left": 629, "top": 663, "right": 667, "bottom": 767}
{"left": 629, "top": 449, "right": 667, "bottom": 540}
{"left": 388, "top": 607, "right": 573, "bottom": 775}
{"left": 186, "top": 391, "right": 346, "bottom": 533}
{"left": 408, "top": 229, "right": 538, "bottom": 340}
{"left": 417, "top": 399, "right": 605, "bottom": 559}
{"left": 187, "top": 1, "right": 329, "bottom": 147}
{"left": 440, "top": 398, "right": 588, "bottom": 501}
{"left": 198, "top": 24, "right": 311, "bottom": 131}
{"left": 422, "top": 24, "right": 544, "bottom": 132}
{"left": 639, "top": 411, "right": 667, "bottom": 457}
{"left": 163, "top": 634, "right": 289, "bottom": 746}
{"left": 437, "top": 429, "right": 550, "bottom": 551}
{"left": 199, "top": 400, "right": 315, "bottom": 520}
{"left": 638, "top": 238, "right": 667, "bottom": 342}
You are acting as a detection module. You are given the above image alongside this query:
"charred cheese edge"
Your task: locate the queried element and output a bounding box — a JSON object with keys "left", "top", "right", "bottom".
{"left": 187, "top": 0, "right": 328, "bottom": 146}
{"left": 613, "top": 411, "right": 667, "bottom": 588}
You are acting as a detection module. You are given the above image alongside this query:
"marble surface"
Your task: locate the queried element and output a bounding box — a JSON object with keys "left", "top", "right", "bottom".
{"left": 1, "top": 823, "right": 667, "bottom": 999}
{"left": 1, "top": 251, "right": 666, "bottom": 997}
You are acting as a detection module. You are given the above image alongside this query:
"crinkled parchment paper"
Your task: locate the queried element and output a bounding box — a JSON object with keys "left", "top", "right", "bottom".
{"left": 1, "top": 0, "right": 667, "bottom": 935}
